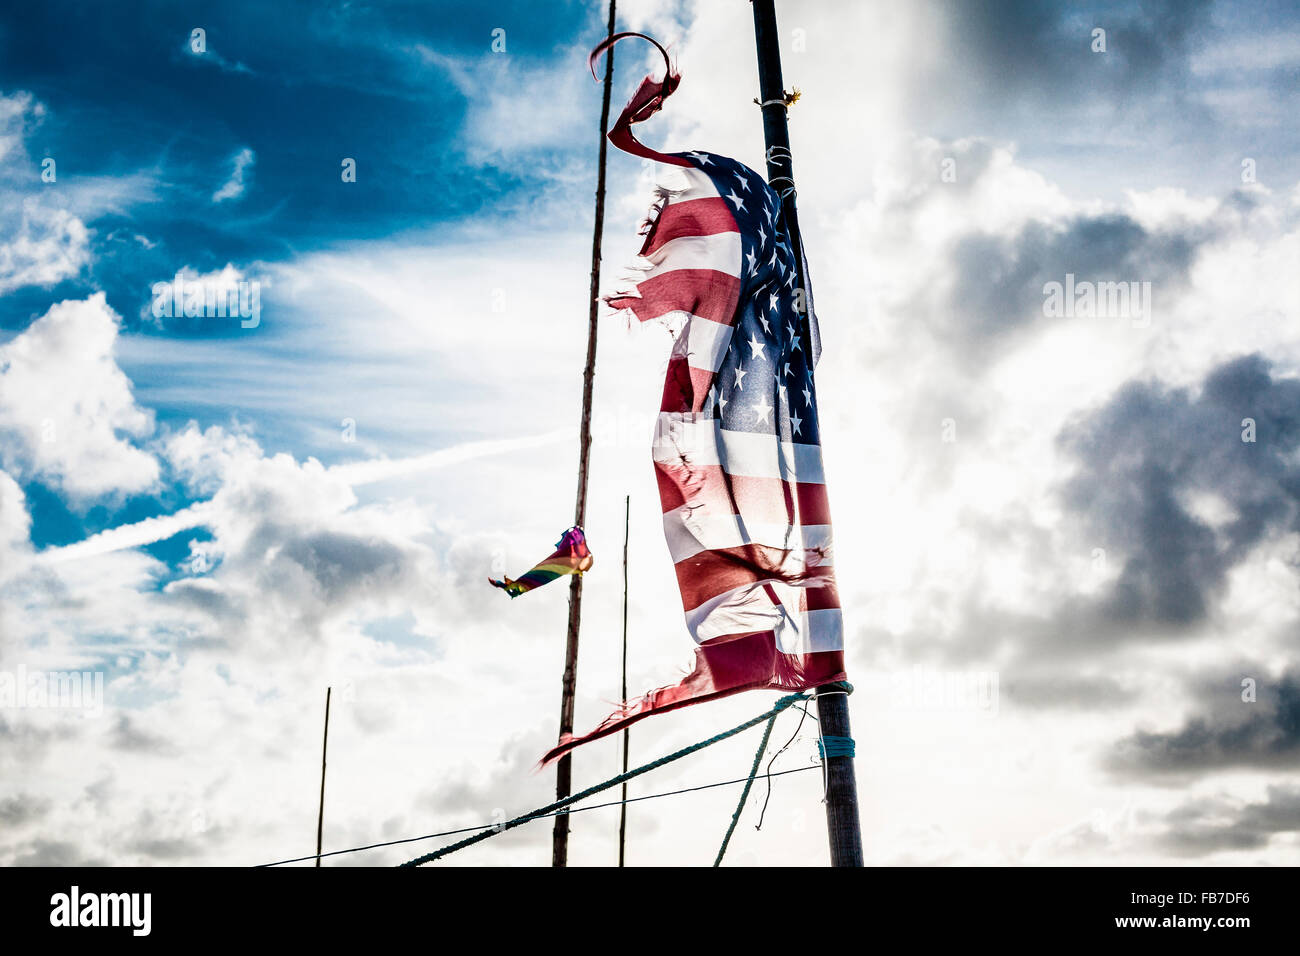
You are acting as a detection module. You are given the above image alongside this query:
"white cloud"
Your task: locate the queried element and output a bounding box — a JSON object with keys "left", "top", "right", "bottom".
{"left": 0, "top": 293, "right": 158, "bottom": 499}
{"left": 0, "top": 198, "right": 91, "bottom": 295}
{"left": 212, "top": 147, "right": 255, "bottom": 203}
{"left": 0, "top": 90, "right": 44, "bottom": 164}
{"left": 4, "top": 1, "right": 1300, "bottom": 868}
{"left": 412, "top": 45, "right": 593, "bottom": 163}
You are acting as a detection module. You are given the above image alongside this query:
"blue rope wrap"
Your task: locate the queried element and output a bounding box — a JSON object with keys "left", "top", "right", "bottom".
{"left": 398, "top": 690, "right": 813, "bottom": 866}
{"left": 817, "top": 735, "right": 855, "bottom": 759}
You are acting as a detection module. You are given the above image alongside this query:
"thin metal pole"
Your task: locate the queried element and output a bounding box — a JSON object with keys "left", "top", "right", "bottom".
{"left": 315, "top": 686, "right": 331, "bottom": 867}
{"left": 618, "top": 494, "right": 630, "bottom": 866}
{"left": 554, "top": 0, "right": 617, "bottom": 868}
{"left": 750, "top": 0, "right": 864, "bottom": 867}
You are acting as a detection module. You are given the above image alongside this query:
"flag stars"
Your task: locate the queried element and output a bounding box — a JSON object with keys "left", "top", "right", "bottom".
{"left": 758, "top": 312, "right": 770, "bottom": 333}
{"left": 734, "top": 365, "right": 748, "bottom": 391}
{"left": 734, "top": 171, "right": 751, "bottom": 192}
{"left": 769, "top": 292, "right": 779, "bottom": 313}
{"left": 726, "top": 190, "right": 746, "bottom": 212}
{"left": 747, "top": 333, "right": 766, "bottom": 359}
{"left": 802, "top": 386, "right": 812, "bottom": 407}
{"left": 745, "top": 248, "right": 757, "bottom": 275}
{"left": 753, "top": 393, "right": 773, "bottom": 425}
{"left": 790, "top": 414, "right": 803, "bottom": 436}
{"left": 688, "top": 151, "right": 713, "bottom": 165}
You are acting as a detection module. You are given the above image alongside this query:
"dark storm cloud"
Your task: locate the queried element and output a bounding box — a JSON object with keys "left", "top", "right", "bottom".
{"left": 1108, "top": 669, "right": 1300, "bottom": 776}
{"left": 927, "top": 0, "right": 1213, "bottom": 107}
{"left": 277, "top": 530, "right": 410, "bottom": 603}
{"left": 1003, "top": 674, "right": 1137, "bottom": 709}
{"left": 1154, "top": 784, "right": 1300, "bottom": 856}
{"left": 109, "top": 712, "right": 178, "bottom": 756}
{"left": 945, "top": 211, "right": 1203, "bottom": 346}
{"left": 914, "top": 353, "right": 1300, "bottom": 668}
{"left": 1059, "top": 354, "right": 1300, "bottom": 634}
{"left": 0, "top": 713, "right": 83, "bottom": 764}
{"left": 9, "top": 839, "right": 107, "bottom": 866}
{"left": 0, "top": 793, "right": 51, "bottom": 826}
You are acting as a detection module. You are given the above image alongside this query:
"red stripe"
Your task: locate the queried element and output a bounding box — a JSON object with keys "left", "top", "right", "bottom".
{"left": 644, "top": 197, "right": 738, "bottom": 256}
{"left": 608, "top": 269, "right": 739, "bottom": 326}
{"left": 540, "top": 632, "right": 846, "bottom": 766}
{"left": 655, "top": 464, "right": 832, "bottom": 526}
{"left": 609, "top": 123, "right": 693, "bottom": 167}
{"left": 673, "top": 545, "right": 841, "bottom": 612}
{"left": 799, "top": 580, "right": 841, "bottom": 612}
{"left": 660, "top": 357, "right": 716, "bottom": 413}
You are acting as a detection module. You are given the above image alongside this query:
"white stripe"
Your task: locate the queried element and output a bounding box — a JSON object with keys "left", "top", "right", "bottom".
{"left": 776, "top": 608, "right": 844, "bottom": 655}
{"left": 672, "top": 314, "right": 733, "bottom": 373}
{"left": 642, "top": 231, "right": 740, "bottom": 281}
{"left": 653, "top": 417, "right": 825, "bottom": 483}
{"left": 666, "top": 165, "right": 725, "bottom": 203}
{"left": 681, "top": 582, "right": 842, "bottom": 653}
{"left": 682, "top": 580, "right": 785, "bottom": 644}
{"left": 663, "top": 509, "right": 833, "bottom": 563}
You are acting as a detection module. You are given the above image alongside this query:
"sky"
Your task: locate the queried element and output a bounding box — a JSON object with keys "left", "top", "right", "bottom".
{"left": 1, "top": 0, "right": 1299, "bottom": 866}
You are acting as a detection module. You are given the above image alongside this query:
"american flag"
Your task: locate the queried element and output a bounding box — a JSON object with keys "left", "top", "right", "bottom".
{"left": 543, "top": 148, "right": 845, "bottom": 765}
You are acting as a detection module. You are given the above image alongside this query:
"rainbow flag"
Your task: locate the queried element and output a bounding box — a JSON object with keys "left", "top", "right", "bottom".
{"left": 489, "top": 527, "right": 593, "bottom": 598}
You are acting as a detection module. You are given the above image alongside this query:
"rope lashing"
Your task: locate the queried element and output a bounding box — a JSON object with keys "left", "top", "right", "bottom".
{"left": 398, "top": 690, "right": 813, "bottom": 866}
{"left": 713, "top": 709, "right": 780, "bottom": 866}
{"left": 817, "top": 735, "right": 856, "bottom": 759}
{"left": 753, "top": 88, "right": 801, "bottom": 109}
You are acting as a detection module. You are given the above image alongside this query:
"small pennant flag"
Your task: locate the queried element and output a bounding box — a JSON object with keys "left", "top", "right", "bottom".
{"left": 490, "top": 527, "right": 593, "bottom": 598}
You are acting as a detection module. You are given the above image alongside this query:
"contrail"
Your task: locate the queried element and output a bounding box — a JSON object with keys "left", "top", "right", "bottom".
{"left": 38, "top": 503, "right": 214, "bottom": 566}
{"left": 36, "top": 428, "right": 572, "bottom": 564}
{"left": 328, "top": 428, "right": 571, "bottom": 486}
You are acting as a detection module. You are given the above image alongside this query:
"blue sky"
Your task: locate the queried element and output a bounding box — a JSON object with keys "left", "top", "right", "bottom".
{"left": 3, "top": 0, "right": 1300, "bottom": 867}
{"left": 1, "top": 0, "right": 624, "bottom": 550}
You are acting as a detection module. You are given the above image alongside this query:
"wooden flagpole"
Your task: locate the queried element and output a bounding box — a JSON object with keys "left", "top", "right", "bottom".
{"left": 554, "top": 0, "right": 618, "bottom": 868}
{"left": 750, "top": 0, "right": 864, "bottom": 867}
{"left": 618, "top": 493, "right": 630, "bottom": 866}
{"left": 315, "top": 686, "right": 331, "bottom": 867}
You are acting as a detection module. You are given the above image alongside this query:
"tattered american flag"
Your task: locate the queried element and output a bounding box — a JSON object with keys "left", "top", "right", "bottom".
{"left": 543, "top": 35, "right": 844, "bottom": 765}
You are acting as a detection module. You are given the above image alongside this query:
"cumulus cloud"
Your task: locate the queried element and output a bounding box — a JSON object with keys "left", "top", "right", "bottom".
{"left": 1109, "top": 669, "right": 1300, "bottom": 777}
{"left": 1155, "top": 784, "right": 1300, "bottom": 856}
{"left": 1056, "top": 355, "right": 1300, "bottom": 637}
{"left": 0, "top": 92, "right": 92, "bottom": 294}
{"left": 4, "top": 0, "right": 1300, "bottom": 869}
{"left": 0, "top": 294, "right": 158, "bottom": 499}
{"left": 0, "top": 199, "right": 91, "bottom": 294}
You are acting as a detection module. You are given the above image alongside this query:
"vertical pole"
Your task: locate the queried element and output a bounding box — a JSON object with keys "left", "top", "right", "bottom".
{"left": 618, "top": 493, "right": 630, "bottom": 866}
{"left": 555, "top": 0, "right": 618, "bottom": 868}
{"left": 751, "top": 0, "right": 864, "bottom": 867}
{"left": 315, "top": 686, "right": 331, "bottom": 867}
{"left": 815, "top": 684, "right": 863, "bottom": 866}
